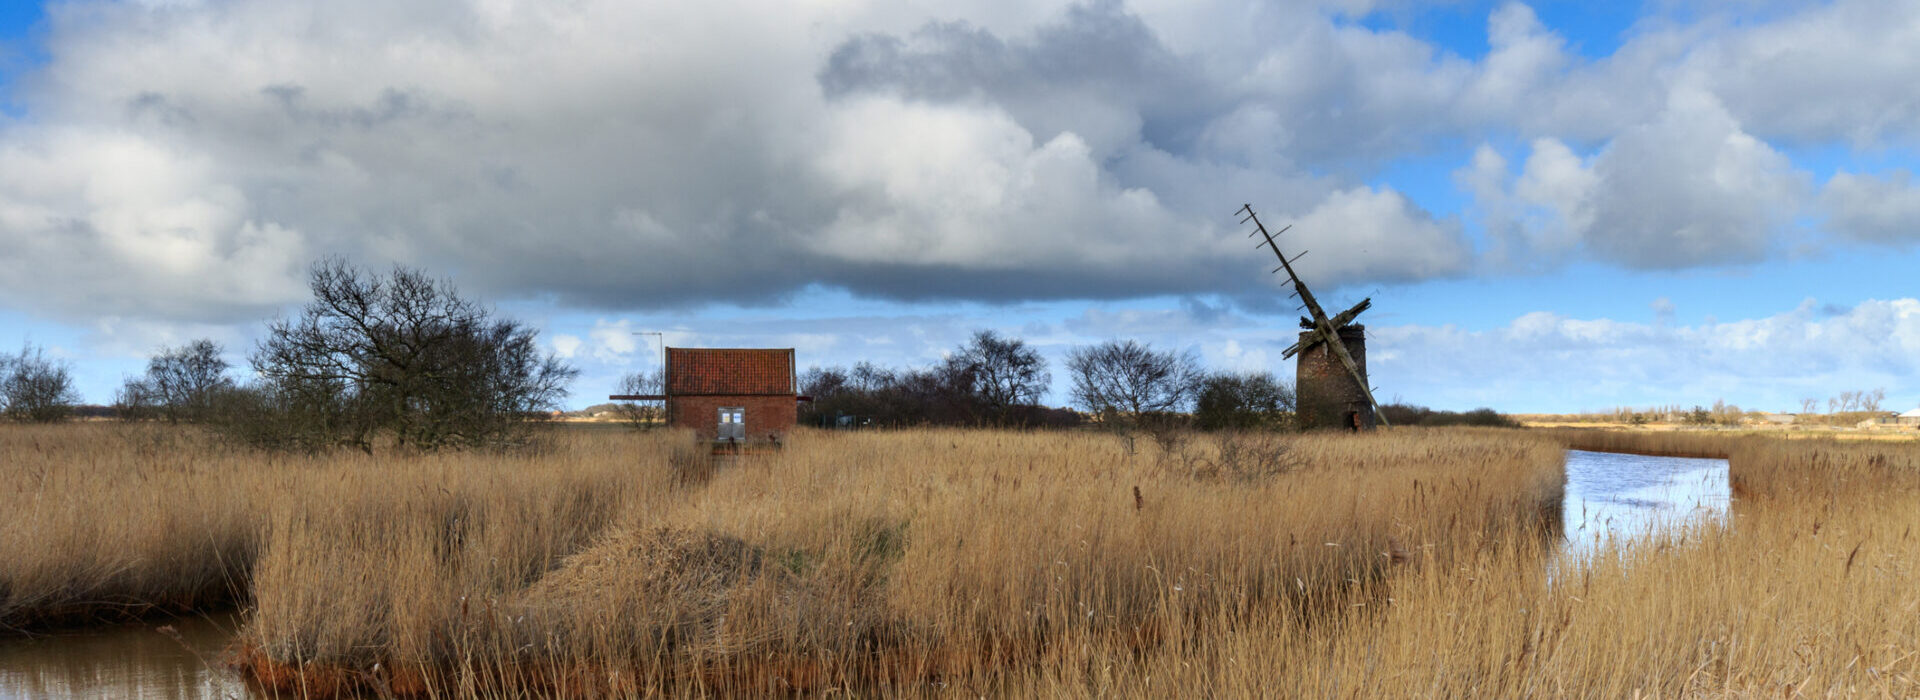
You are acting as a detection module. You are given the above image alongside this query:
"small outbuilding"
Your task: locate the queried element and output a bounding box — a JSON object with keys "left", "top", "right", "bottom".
{"left": 1899, "top": 408, "right": 1920, "bottom": 426}
{"left": 612, "top": 347, "right": 802, "bottom": 444}
{"left": 1857, "top": 412, "right": 1900, "bottom": 429}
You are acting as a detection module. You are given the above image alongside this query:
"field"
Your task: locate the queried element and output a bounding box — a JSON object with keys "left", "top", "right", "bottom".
{"left": 1, "top": 423, "right": 1917, "bottom": 696}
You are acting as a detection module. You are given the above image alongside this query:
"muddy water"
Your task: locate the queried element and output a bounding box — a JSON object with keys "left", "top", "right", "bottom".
{"left": 0, "top": 449, "right": 1733, "bottom": 697}
{"left": 1560, "top": 448, "right": 1731, "bottom": 555}
{"left": 0, "top": 612, "right": 249, "bottom": 699}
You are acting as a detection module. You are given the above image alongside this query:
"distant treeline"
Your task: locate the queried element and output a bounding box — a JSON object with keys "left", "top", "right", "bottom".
{"left": 1378, "top": 404, "right": 1519, "bottom": 428}
{"left": 796, "top": 335, "right": 1301, "bottom": 432}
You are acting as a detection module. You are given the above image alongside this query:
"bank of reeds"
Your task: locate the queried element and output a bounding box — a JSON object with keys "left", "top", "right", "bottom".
{"left": 0, "top": 424, "right": 654, "bottom": 633}
{"left": 0, "top": 424, "right": 260, "bottom": 630}
{"left": 1550, "top": 427, "right": 1746, "bottom": 459}
{"left": 17, "top": 423, "right": 1914, "bottom": 697}
{"left": 1048, "top": 431, "right": 1920, "bottom": 696}
{"left": 238, "top": 428, "right": 1564, "bottom": 695}
{"left": 0, "top": 424, "right": 1566, "bottom": 695}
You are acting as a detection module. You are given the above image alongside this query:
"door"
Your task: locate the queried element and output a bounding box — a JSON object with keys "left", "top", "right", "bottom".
{"left": 718, "top": 407, "right": 746, "bottom": 441}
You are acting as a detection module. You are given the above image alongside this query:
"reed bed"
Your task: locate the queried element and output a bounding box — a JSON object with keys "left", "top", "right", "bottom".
{"left": 1550, "top": 427, "right": 1749, "bottom": 459}
{"left": 18, "top": 424, "right": 1916, "bottom": 697}
{"left": 1017, "top": 483, "right": 1920, "bottom": 697}
{"left": 238, "top": 428, "right": 1564, "bottom": 696}
{"left": 0, "top": 424, "right": 656, "bottom": 633}
{"left": 0, "top": 423, "right": 1566, "bottom": 695}
{"left": 1032, "top": 430, "right": 1918, "bottom": 697}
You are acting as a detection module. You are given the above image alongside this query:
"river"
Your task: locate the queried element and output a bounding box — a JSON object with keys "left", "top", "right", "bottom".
{"left": 1559, "top": 448, "right": 1731, "bottom": 555}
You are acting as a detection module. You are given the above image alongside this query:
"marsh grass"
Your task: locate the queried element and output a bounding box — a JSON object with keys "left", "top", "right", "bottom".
{"left": 2, "top": 424, "right": 1562, "bottom": 695}
{"left": 10, "top": 424, "right": 1914, "bottom": 697}
{"left": 226, "top": 428, "right": 1566, "bottom": 696}
{"left": 1057, "top": 434, "right": 1920, "bottom": 698}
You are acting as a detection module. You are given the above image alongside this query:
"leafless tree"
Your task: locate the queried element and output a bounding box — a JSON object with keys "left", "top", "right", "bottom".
{"left": 945, "top": 330, "right": 1049, "bottom": 425}
{"left": 1864, "top": 388, "right": 1887, "bottom": 413}
{"left": 613, "top": 369, "right": 665, "bottom": 429}
{"left": 1, "top": 343, "right": 80, "bottom": 423}
{"left": 246, "top": 259, "right": 576, "bottom": 452}
{"left": 118, "top": 339, "right": 234, "bottom": 423}
{"left": 1066, "top": 340, "right": 1203, "bottom": 420}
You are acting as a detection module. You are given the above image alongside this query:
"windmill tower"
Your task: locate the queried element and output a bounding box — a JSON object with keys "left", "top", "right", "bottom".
{"left": 1238, "top": 204, "right": 1387, "bottom": 431}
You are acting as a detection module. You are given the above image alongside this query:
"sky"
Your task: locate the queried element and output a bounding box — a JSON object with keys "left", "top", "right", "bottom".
{"left": 1, "top": 0, "right": 1918, "bottom": 415}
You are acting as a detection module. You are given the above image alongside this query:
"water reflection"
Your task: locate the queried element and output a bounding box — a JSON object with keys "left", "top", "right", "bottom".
{"left": 0, "top": 612, "right": 248, "bottom": 700}
{"left": 1561, "top": 449, "right": 1730, "bottom": 555}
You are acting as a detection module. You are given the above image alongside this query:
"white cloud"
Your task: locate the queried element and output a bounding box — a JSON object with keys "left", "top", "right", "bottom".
{"left": 549, "top": 333, "right": 582, "bottom": 359}
{"left": 1820, "top": 169, "right": 1920, "bottom": 244}
{"left": 1283, "top": 186, "right": 1473, "bottom": 286}
{"left": 811, "top": 97, "right": 1194, "bottom": 271}
{"left": 0, "top": 128, "right": 308, "bottom": 321}
{"left": 1463, "top": 89, "right": 1806, "bottom": 270}
{"left": 586, "top": 319, "right": 637, "bottom": 362}
{"left": 1370, "top": 298, "right": 1920, "bottom": 412}
{"left": 1583, "top": 89, "right": 1807, "bottom": 267}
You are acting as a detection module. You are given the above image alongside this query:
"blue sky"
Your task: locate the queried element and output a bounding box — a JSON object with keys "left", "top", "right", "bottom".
{"left": 2, "top": 0, "right": 1919, "bottom": 414}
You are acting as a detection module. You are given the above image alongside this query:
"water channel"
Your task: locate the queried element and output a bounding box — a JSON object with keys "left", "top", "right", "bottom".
{"left": 0, "top": 449, "right": 1733, "bottom": 698}
{"left": 1560, "top": 449, "right": 1731, "bottom": 555}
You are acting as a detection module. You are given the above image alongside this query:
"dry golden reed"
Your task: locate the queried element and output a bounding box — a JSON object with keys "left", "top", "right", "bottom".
{"left": 9, "top": 423, "right": 1918, "bottom": 697}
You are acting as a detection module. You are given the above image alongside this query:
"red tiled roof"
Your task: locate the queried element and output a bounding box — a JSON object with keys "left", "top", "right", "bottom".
{"left": 665, "top": 348, "right": 795, "bottom": 396}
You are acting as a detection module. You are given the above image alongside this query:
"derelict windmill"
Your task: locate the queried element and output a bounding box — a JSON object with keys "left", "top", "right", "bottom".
{"left": 1238, "top": 204, "right": 1388, "bottom": 430}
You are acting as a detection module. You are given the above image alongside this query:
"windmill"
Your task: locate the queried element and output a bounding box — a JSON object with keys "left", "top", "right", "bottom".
{"left": 1238, "top": 204, "right": 1388, "bottom": 430}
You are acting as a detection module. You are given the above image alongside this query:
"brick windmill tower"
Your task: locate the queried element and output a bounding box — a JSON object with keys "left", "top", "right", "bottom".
{"left": 1238, "top": 204, "right": 1387, "bottom": 431}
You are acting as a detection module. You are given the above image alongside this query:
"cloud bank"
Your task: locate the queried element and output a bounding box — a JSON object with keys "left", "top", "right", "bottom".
{"left": 10, "top": 0, "right": 1919, "bottom": 327}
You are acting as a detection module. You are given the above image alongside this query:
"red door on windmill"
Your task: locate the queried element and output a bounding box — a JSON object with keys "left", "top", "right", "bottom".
{"left": 664, "top": 348, "right": 799, "bottom": 442}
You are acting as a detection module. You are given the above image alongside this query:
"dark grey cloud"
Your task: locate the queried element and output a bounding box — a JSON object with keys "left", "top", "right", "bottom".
{"left": 821, "top": 2, "right": 1219, "bottom": 158}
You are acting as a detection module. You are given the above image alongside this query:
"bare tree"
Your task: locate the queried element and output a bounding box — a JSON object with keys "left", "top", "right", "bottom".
{"left": 945, "top": 330, "right": 1049, "bottom": 425}
{"left": 1864, "top": 388, "right": 1887, "bottom": 413}
{"left": 248, "top": 259, "right": 577, "bottom": 451}
{"left": 119, "top": 339, "right": 234, "bottom": 423}
{"left": 613, "top": 369, "right": 665, "bottom": 429}
{"left": 1, "top": 343, "right": 80, "bottom": 423}
{"left": 1066, "top": 340, "right": 1203, "bottom": 421}
{"left": 1800, "top": 398, "right": 1818, "bottom": 415}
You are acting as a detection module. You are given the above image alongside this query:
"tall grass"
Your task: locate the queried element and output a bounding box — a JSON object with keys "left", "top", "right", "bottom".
{"left": 16, "top": 424, "right": 1913, "bottom": 697}
{"left": 1080, "top": 428, "right": 1919, "bottom": 697}
{"left": 0, "top": 424, "right": 1565, "bottom": 695}
{"left": 237, "top": 428, "right": 1564, "bottom": 695}
{"left": 0, "top": 424, "right": 654, "bottom": 633}
{"left": 1551, "top": 427, "right": 1747, "bottom": 459}
{"left": 1017, "top": 480, "right": 1919, "bottom": 697}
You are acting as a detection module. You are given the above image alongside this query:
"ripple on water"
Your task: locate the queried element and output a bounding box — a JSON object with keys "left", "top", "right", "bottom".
{"left": 1561, "top": 449, "right": 1731, "bottom": 556}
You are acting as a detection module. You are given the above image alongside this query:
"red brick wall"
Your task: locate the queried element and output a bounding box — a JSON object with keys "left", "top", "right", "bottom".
{"left": 1295, "top": 325, "right": 1374, "bottom": 431}
{"left": 670, "top": 395, "right": 798, "bottom": 441}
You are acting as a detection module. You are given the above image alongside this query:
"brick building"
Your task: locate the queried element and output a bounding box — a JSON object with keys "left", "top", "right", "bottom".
{"left": 1295, "top": 325, "right": 1374, "bottom": 431}
{"left": 645, "top": 348, "right": 800, "bottom": 443}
